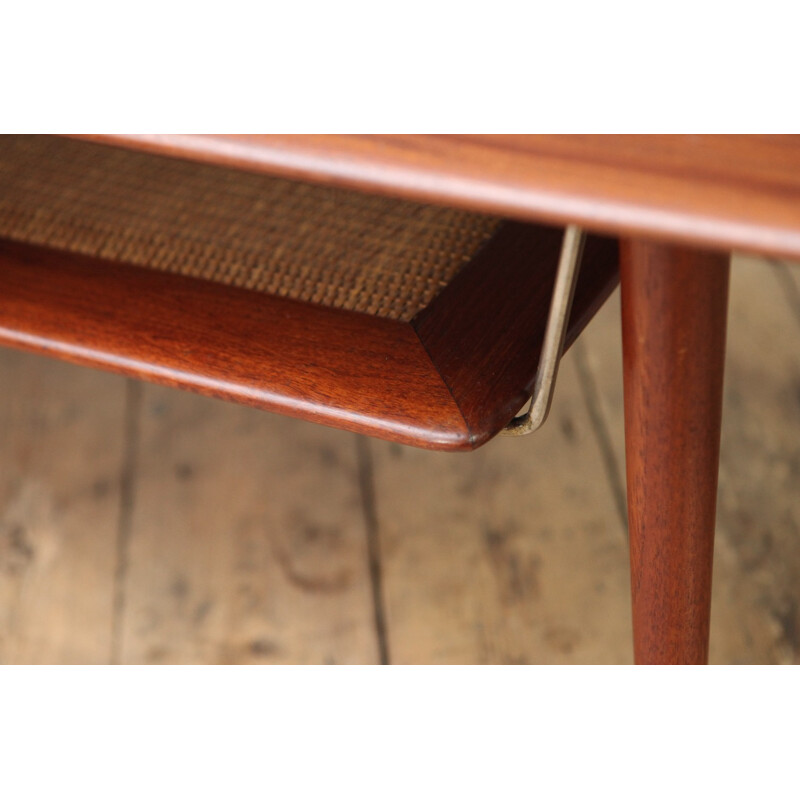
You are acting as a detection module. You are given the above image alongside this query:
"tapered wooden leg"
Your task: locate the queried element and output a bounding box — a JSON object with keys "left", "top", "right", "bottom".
{"left": 621, "top": 240, "right": 730, "bottom": 664}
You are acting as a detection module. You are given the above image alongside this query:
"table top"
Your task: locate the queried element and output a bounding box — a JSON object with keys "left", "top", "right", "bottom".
{"left": 79, "top": 135, "right": 800, "bottom": 262}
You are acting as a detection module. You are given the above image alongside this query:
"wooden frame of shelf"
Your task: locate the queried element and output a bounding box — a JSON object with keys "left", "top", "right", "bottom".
{"left": 0, "top": 226, "right": 618, "bottom": 451}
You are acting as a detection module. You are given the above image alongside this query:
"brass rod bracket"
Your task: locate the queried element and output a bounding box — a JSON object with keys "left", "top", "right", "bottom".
{"left": 501, "top": 225, "right": 586, "bottom": 437}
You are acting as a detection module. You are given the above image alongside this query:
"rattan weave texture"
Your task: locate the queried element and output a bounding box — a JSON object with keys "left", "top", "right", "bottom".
{"left": 0, "top": 135, "right": 501, "bottom": 321}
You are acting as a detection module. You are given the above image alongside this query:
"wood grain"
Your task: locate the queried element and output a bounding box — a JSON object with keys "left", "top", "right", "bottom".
{"left": 0, "top": 240, "right": 467, "bottom": 450}
{"left": 4, "top": 256, "right": 800, "bottom": 663}
{"left": 712, "top": 255, "right": 800, "bottom": 663}
{"left": 77, "top": 134, "right": 800, "bottom": 263}
{"left": 0, "top": 350, "right": 125, "bottom": 663}
{"left": 118, "top": 384, "right": 379, "bottom": 664}
{"left": 576, "top": 265, "right": 800, "bottom": 664}
{"left": 368, "top": 357, "right": 634, "bottom": 664}
{"left": 621, "top": 240, "right": 730, "bottom": 664}
{"left": 0, "top": 227, "right": 617, "bottom": 451}
{"left": 415, "top": 222, "right": 618, "bottom": 443}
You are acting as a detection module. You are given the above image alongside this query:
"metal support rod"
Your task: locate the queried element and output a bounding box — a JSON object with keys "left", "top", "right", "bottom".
{"left": 501, "top": 225, "right": 586, "bottom": 436}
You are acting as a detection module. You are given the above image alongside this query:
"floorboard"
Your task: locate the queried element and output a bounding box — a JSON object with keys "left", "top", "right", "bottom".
{"left": 579, "top": 255, "right": 800, "bottom": 663}
{"left": 117, "top": 385, "right": 379, "bottom": 664}
{"left": 0, "top": 256, "right": 799, "bottom": 663}
{"left": 0, "top": 352, "right": 126, "bottom": 663}
{"left": 370, "top": 356, "right": 634, "bottom": 665}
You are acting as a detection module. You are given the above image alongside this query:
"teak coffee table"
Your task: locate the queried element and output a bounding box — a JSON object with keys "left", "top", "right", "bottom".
{"left": 2, "top": 134, "right": 798, "bottom": 664}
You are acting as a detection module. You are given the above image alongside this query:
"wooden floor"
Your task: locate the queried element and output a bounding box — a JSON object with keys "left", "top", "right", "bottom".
{"left": 1, "top": 254, "right": 799, "bottom": 664}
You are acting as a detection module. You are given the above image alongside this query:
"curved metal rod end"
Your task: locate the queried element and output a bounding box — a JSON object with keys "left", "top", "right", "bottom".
{"left": 502, "top": 399, "right": 550, "bottom": 437}
{"left": 500, "top": 225, "right": 586, "bottom": 438}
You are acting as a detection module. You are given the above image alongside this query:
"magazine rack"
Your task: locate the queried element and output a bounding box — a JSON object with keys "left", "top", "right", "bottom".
{"left": 0, "top": 136, "right": 618, "bottom": 451}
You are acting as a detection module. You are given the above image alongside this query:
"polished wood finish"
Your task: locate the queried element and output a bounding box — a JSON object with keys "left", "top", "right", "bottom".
{"left": 0, "top": 227, "right": 618, "bottom": 451}
{"left": 10, "top": 134, "right": 783, "bottom": 664}
{"left": 621, "top": 240, "right": 730, "bottom": 664}
{"left": 7, "top": 258, "right": 800, "bottom": 665}
{"left": 77, "top": 135, "right": 800, "bottom": 262}
{"left": 0, "top": 240, "right": 464, "bottom": 449}
{"left": 415, "top": 222, "right": 618, "bottom": 443}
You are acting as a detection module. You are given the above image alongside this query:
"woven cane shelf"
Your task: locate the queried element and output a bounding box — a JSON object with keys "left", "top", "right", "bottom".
{"left": 0, "top": 135, "right": 619, "bottom": 450}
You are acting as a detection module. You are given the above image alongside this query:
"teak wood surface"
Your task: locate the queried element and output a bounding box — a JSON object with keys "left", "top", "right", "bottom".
{"left": 0, "top": 226, "right": 619, "bottom": 451}
{"left": 621, "top": 241, "right": 730, "bottom": 664}
{"left": 3, "top": 254, "right": 799, "bottom": 665}
{"left": 9, "top": 134, "right": 798, "bottom": 665}
{"left": 77, "top": 134, "right": 800, "bottom": 262}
